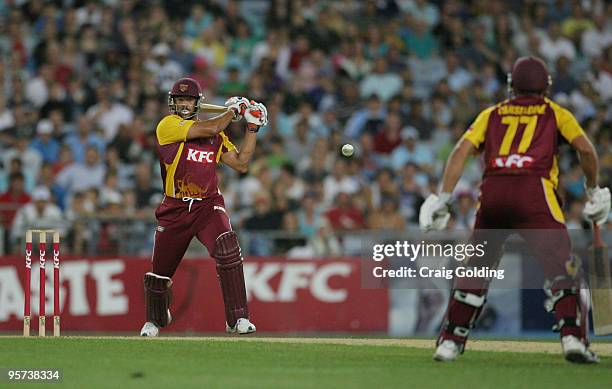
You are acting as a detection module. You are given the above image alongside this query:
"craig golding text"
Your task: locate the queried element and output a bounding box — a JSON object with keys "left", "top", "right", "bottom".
{"left": 372, "top": 266, "right": 505, "bottom": 280}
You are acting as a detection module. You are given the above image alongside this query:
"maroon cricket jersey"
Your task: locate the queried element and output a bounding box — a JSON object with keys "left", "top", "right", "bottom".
{"left": 155, "top": 115, "right": 236, "bottom": 199}
{"left": 462, "top": 96, "right": 586, "bottom": 189}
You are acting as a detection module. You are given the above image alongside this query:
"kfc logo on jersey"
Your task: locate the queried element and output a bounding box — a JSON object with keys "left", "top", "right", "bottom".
{"left": 186, "top": 148, "right": 214, "bottom": 163}
{"left": 491, "top": 154, "right": 534, "bottom": 169}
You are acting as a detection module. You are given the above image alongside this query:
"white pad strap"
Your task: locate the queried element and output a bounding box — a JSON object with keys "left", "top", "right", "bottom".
{"left": 146, "top": 272, "right": 172, "bottom": 282}
{"left": 453, "top": 326, "right": 470, "bottom": 338}
{"left": 453, "top": 290, "right": 485, "bottom": 308}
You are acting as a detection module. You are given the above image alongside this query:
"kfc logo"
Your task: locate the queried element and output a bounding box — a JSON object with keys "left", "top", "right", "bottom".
{"left": 244, "top": 263, "right": 352, "bottom": 303}
{"left": 491, "top": 154, "right": 534, "bottom": 169}
{"left": 186, "top": 148, "right": 214, "bottom": 163}
{"left": 179, "top": 84, "right": 188, "bottom": 92}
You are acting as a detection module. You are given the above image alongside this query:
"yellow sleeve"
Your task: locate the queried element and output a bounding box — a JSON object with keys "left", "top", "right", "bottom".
{"left": 216, "top": 131, "right": 238, "bottom": 163}
{"left": 461, "top": 106, "right": 496, "bottom": 148}
{"left": 548, "top": 100, "right": 586, "bottom": 143}
{"left": 156, "top": 115, "right": 195, "bottom": 145}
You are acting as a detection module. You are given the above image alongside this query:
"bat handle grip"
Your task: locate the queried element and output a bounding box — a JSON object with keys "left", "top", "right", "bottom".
{"left": 593, "top": 223, "right": 602, "bottom": 246}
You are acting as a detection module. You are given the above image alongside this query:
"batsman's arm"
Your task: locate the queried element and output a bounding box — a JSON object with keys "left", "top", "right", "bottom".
{"left": 186, "top": 111, "right": 235, "bottom": 140}
{"left": 571, "top": 135, "right": 599, "bottom": 189}
{"left": 440, "top": 139, "right": 477, "bottom": 194}
{"left": 221, "top": 132, "right": 257, "bottom": 174}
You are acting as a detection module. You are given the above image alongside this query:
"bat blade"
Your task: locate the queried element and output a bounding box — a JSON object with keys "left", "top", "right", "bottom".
{"left": 588, "top": 224, "right": 612, "bottom": 336}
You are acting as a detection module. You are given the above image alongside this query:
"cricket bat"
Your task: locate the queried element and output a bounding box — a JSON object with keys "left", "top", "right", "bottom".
{"left": 588, "top": 223, "right": 612, "bottom": 335}
{"left": 199, "top": 102, "right": 229, "bottom": 114}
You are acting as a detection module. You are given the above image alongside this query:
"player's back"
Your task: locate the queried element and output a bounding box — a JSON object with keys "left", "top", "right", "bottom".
{"left": 462, "top": 95, "right": 585, "bottom": 189}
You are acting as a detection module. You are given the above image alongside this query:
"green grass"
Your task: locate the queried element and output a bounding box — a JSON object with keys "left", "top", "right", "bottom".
{"left": 0, "top": 337, "right": 610, "bottom": 389}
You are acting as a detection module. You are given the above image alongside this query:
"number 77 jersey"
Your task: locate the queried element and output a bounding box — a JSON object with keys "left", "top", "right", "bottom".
{"left": 462, "top": 95, "right": 586, "bottom": 189}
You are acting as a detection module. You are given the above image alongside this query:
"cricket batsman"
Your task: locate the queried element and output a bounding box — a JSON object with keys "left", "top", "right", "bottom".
{"left": 140, "top": 77, "right": 267, "bottom": 336}
{"left": 419, "top": 57, "right": 610, "bottom": 363}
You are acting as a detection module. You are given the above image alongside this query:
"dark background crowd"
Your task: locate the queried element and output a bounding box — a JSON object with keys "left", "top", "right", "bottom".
{"left": 0, "top": 0, "right": 610, "bottom": 256}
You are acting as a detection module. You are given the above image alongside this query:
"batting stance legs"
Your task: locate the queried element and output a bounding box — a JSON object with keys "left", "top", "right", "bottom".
{"left": 435, "top": 176, "right": 596, "bottom": 363}
{"left": 141, "top": 196, "right": 255, "bottom": 336}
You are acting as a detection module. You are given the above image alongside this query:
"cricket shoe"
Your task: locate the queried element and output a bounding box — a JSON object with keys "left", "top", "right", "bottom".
{"left": 433, "top": 340, "right": 461, "bottom": 362}
{"left": 562, "top": 335, "right": 599, "bottom": 364}
{"left": 226, "top": 318, "right": 256, "bottom": 334}
{"left": 140, "top": 322, "right": 159, "bottom": 337}
{"left": 140, "top": 310, "right": 171, "bottom": 337}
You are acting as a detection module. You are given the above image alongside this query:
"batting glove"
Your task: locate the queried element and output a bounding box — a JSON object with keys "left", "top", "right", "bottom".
{"left": 419, "top": 193, "right": 452, "bottom": 231}
{"left": 243, "top": 100, "right": 268, "bottom": 132}
{"left": 224, "top": 96, "right": 250, "bottom": 122}
{"left": 583, "top": 186, "right": 611, "bottom": 226}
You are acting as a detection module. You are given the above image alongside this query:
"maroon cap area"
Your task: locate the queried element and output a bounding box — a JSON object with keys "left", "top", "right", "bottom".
{"left": 169, "top": 77, "right": 202, "bottom": 98}
{"left": 511, "top": 56, "right": 550, "bottom": 94}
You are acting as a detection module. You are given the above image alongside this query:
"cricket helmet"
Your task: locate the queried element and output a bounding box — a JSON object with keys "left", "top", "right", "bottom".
{"left": 168, "top": 77, "right": 203, "bottom": 119}
{"left": 507, "top": 56, "right": 552, "bottom": 96}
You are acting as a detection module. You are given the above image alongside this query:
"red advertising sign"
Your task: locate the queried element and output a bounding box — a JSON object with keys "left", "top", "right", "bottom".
{"left": 0, "top": 257, "right": 388, "bottom": 333}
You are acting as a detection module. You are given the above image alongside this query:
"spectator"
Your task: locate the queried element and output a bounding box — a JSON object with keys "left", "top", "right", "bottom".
{"left": 288, "top": 101, "right": 324, "bottom": 138}
{"left": 63, "top": 116, "right": 105, "bottom": 163}
{"left": 323, "top": 159, "right": 360, "bottom": 205}
{"left": 133, "top": 162, "right": 162, "bottom": 210}
{"left": 324, "top": 192, "right": 365, "bottom": 231}
{"left": 99, "top": 172, "right": 122, "bottom": 208}
{"left": 0, "top": 94, "right": 14, "bottom": 132}
{"left": 551, "top": 56, "right": 577, "bottom": 96}
{"left": 0, "top": 172, "right": 31, "bottom": 237}
{"left": 2, "top": 139, "right": 43, "bottom": 187}
{"left": 287, "top": 217, "right": 342, "bottom": 259}
{"left": 453, "top": 191, "right": 477, "bottom": 230}
{"left": 400, "top": 0, "right": 439, "bottom": 27}
{"left": 183, "top": 4, "right": 213, "bottom": 39}
{"left": 229, "top": 21, "right": 258, "bottom": 67}
{"left": 145, "top": 43, "right": 184, "bottom": 92}
{"left": 444, "top": 52, "right": 473, "bottom": 93}
{"left": 108, "top": 123, "right": 141, "bottom": 163}
{"left": 192, "top": 26, "right": 228, "bottom": 70}
{"left": 238, "top": 162, "right": 271, "bottom": 208}
{"left": 244, "top": 191, "right": 284, "bottom": 231}
{"left": 30, "top": 119, "right": 60, "bottom": 163}
{"left": 580, "top": 14, "right": 612, "bottom": 58}
{"left": 565, "top": 200, "right": 584, "bottom": 230}
{"left": 296, "top": 192, "right": 323, "bottom": 239}
{"left": 55, "top": 146, "right": 105, "bottom": 196}
{"left": 266, "top": 135, "right": 291, "bottom": 169}
{"left": 85, "top": 85, "right": 134, "bottom": 142}
{"left": 403, "top": 19, "right": 438, "bottom": 60}
{"left": 24, "top": 64, "right": 52, "bottom": 108}
{"left": 285, "top": 119, "right": 315, "bottom": 164}
{"left": 344, "top": 94, "right": 386, "bottom": 139}
{"left": 459, "top": 23, "right": 498, "bottom": 67}
{"left": 405, "top": 99, "right": 434, "bottom": 140}
{"left": 390, "top": 127, "right": 434, "bottom": 172}
{"left": 373, "top": 112, "right": 403, "bottom": 155}
{"left": 279, "top": 163, "right": 306, "bottom": 202}
{"left": 398, "top": 163, "right": 424, "bottom": 224}
{"left": 360, "top": 57, "right": 403, "bottom": 102}
{"left": 11, "top": 186, "right": 64, "bottom": 245}
{"left": 539, "top": 21, "right": 576, "bottom": 63}
{"left": 337, "top": 42, "right": 372, "bottom": 81}
{"left": 370, "top": 168, "right": 400, "bottom": 209}
{"left": 368, "top": 196, "right": 406, "bottom": 230}
{"left": 218, "top": 66, "right": 247, "bottom": 97}
{"left": 300, "top": 147, "right": 330, "bottom": 184}
{"left": 37, "top": 164, "right": 66, "bottom": 209}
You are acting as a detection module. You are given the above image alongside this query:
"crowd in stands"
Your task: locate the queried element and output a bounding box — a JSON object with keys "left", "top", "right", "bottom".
{"left": 0, "top": 0, "right": 610, "bottom": 255}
